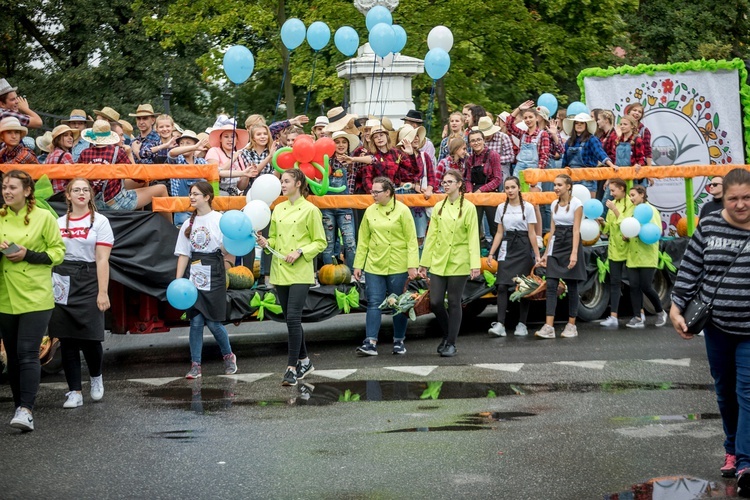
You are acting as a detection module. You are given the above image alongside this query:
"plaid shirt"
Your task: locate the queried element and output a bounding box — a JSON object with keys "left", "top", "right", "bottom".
{"left": 46, "top": 147, "right": 74, "bottom": 193}
{"left": 169, "top": 155, "right": 206, "bottom": 197}
{"left": 485, "top": 131, "right": 515, "bottom": 166}
{"left": 269, "top": 119, "right": 290, "bottom": 140}
{"left": 362, "top": 148, "right": 419, "bottom": 192}
{"left": 414, "top": 151, "right": 439, "bottom": 191}
{"left": 239, "top": 147, "right": 272, "bottom": 176}
{"left": 563, "top": 136, "right": 610, "bottom": 167}
{"left": 0, "top": 145, "right": 37, "bottom": 165}
{"left": 548, "top": 130, "right": 565, "bottom": 159}
{"left": 638, "top": 123, "right": 653, "bottom": 160}
{"left": 0, "top": 110, "right": 30, "bottom": 126}
{"left": 465, "top": 148, "right": 502, "bottom": 193}
{"left": 139, "top": 138, "right": 172, "bottom": 164}
{"left": 133, "top": 130, "right": 160, "bottom": 164}
{"left": 78, "top": 145, "right": 132, "bottom": 202}
{"left": 614, "top": 135, "right": 646, "bottom": 166}
{"left": 435, "top": 156, "right": 465, "bottom": 191}
{"left": 505, "top": 116, "right": 550, "bottom": 168}
{"left": 601, "top": 129, "right": 618, "bottom": 162}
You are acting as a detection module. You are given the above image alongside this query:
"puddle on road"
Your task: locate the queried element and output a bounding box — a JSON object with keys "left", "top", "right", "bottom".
{"left": 150, "top": 429, "right": 199, "bottom": 441}
{"left": 384, "top": 411, "right": 537, "bottom": 433}
{"left": 612, "top": 413, "right": 721, "bottom": 424}
{"left": 604, "top": 475, "right": 736, "bottom": 499}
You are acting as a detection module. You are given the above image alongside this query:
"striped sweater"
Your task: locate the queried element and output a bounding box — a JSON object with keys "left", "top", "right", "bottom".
{"left": 671, "top": 212, "right": 750, "bottom": 335}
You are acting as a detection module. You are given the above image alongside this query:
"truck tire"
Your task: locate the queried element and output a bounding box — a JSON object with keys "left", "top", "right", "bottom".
{"left": 643, "top": 269, "right": 673, "bottom": 315}
{"left": 577, "top": 278, "right": 610, "bottom": 322}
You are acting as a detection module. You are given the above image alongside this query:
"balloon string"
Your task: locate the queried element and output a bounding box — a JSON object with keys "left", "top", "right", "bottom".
{"left": 426, "top": 79, "right": 436, "bottom": 137}
{"left": 304, "top": 52, "right": 319, "bottom": 115}
{"left": 344, "top": 60, "right": 353, "bottom": 110}
{"left": 367, "top": 56, "right": 377, "bottom": 116}
{"left": 273, "top": 52, "right": 291, "bottom": 122}
{"left": 380, "top": 55, "right": 396, "bottom": 118}
{"left": 374, "top": 66, "right": 386, "bottom": 119}
{"left": 229, "top": 84, "right": 239, "bottom": 187}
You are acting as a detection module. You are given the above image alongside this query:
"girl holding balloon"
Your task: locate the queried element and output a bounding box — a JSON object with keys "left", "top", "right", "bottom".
{"left": 174, "top": 181, "right": 237, "bottom": 379}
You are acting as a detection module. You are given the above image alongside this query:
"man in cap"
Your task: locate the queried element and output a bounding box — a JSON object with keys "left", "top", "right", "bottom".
{"left": 127, "top": 104, "right": 160, "bottom": 163}
{"left": 0, "top": 79, "right": 43, "bottom": 129}
{"left": 401, "top": 110, "right": 436, "bottom": 167}
{"left": 61, "top": 109, "right": 94, "bottom": 161}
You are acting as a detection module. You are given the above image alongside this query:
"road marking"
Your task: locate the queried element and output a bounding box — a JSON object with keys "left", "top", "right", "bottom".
{"left": 473, "top": 363, "right": 525, "bottom": 373}
{"left": 312, "top": 369, "right": 357, "bottom": 380}
{"left": 553, "top": 360, "right": 607, "bottom": 370}
{"left": 40, "top": 382, "right": 69, "bottom": 390}
{"left": 128, "top": 377, "right": 182, "bottom": 386}
{"left": 646, "top": 358, "right": 691, "bottom": 367}
{"left": 219, "top": 373, "right": 273, "bottom": 383}
{"left": 384, "top": 365, "right": 438, "bottom": 376}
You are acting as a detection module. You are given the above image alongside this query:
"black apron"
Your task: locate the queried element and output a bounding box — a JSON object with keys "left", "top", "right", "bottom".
{"left": 546, "top": 225, "right": 586, "bottom": 281}
{"left": 49, "top": 260, "right": 104, "bottom": 341}
{"left": 496, "top": 230, "right": 534, "bottom": 286}
{"left": 185, "top": 250, "right": 227, "bottom": 322}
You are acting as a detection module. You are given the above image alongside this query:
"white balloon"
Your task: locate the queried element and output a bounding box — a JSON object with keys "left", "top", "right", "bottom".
{"left": 244, "top": 200, "right": 272, "bottom": 231}
{"left": 427, "top": 26, "right": 453, "bottom": 52}
{"left": 571, "top": 184, "right": 591, "bottom": 202}
{"left": 249, "top": 174, "right": 282, "bottom": 207}
{"left": 620, "top": 217, "right": 641, "bottom": 238}
{"left": 580, "top": 219, "right": 600, "bottom": 241}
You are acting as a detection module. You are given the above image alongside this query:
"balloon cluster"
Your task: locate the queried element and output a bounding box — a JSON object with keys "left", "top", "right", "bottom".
{"left": 424, "top": 26, "right": 453, "bottom": 80}
{"left": 621, "top": 204, "right": 661, "bottom": 244}
{"left": 366, "top": 6, "right": 407, "bottom": 62}
{"left": 270, "top": 136, "right": 346, "bottom": 196}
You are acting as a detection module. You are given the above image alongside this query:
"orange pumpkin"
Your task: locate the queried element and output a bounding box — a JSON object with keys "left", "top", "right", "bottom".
{"left": 676, "top": 216, "right": 699, "bottom": 237}
{"left": 319, "top": 259, "right": 352, "bottom": 285}
{"left": 480, "top": 257, "right": 497, "bottom": 274}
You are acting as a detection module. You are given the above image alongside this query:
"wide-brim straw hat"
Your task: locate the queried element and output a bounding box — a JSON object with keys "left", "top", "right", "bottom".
{"left": 563, "top": 112, "right": 596, "bottom": 136}
{"left": 128, "top": 104, "right": 158, "bottom": 118}
{"left": 61, "top": 109, "right": 93, "bottom": 127}
{"left": 178, "top": 129, "right": 200, "bottom": 144}
{"left": 208, "top": 124, "right": 249, "bottom": 150}
{"left": 117, "top": 119, "right": 134, "bottom": 136}
{"left": 364, "top": 119, "right": 380, "bottom": 129}
{"left": 36, "top": 131, "right": 53, "bottom": 153}
{"left": 0, "top": 117, "right": 28, "bottom": 138}
{"left": 369, "top": 125, "right": 390, "bottom": 139}
{"left": 81, "top": 119, "right": 120, "bottom": 146}
{"left": 397, "top": 126, "right": 417, "bottom": 146}
{"left": 473, "top": 116, "right": 501, "bottom": 138}
{"left": 323, "top": 107, "right": 357, "bottom": 133}
{"left": 51, "top": 124, "right": 80, "bottom": 142}
{"left": 93, "top": 106, "right": 121, "bottom": 122}
{"left": 331, "top": 130, "right": 360, "bottom": 154}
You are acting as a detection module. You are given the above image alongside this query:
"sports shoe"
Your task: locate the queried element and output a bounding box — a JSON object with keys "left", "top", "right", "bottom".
{"left": 600, "top": 316, "right": 619, "bottom": 328}
{"left": 356, "top": 341, "right": 378, "bottom": 356}
{"left": 440, "top": 344, "right": 457, "bottom": 357}
{"left": 721, "top": 453, "right": 737, "bottom": 478}
{"left": 655, "top": 311, "right": 668, "bottom": 327}
{"left": 282, "top": 369, "right": 297, "bottom": 386}
{"left": 738, "top": 468, "right": 750, "bottom": 496}
{"left": 514, "top": 323, "right": 528, "bottom": 336}
{"left": 296, "top": 360, "right": 315, "bottom": 380}
{"left": 534, "top": 324, "right": 556, "bottom": 339}
{"left": 488, "top": 322, "right": 507, "bottom": 337}
{"left": 392, "top": 341, "right": 406, "bottom": 355}
{"left": 90, "top": 375, "right": 104, "bottom": 401}
{"left": 223, "top": 353, "right": 238, "bottom": 375}
{"left": 10, "top": 407, "right": 33, "bottom": 432}
{"left": 626, "top": 317, "right": 645, "bottom": 329}
{"left": 298, "top": 383, "right": 315, "bottom": 401}
{"left": 437, "top": 340, "right": 448, "bottom": 354}
{"left": 63, "top": 391, "right": 83, "bottom": 408}
{"left": 185, "top": 362, "right": 202, "bottom": 379}
{"left": 561, "top": 323, "right": 578, "bottom": 338}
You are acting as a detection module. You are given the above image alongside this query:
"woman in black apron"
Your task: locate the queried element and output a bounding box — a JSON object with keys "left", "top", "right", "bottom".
{"left": 536, "top": 174, "right": 585, "bottom": 339}
{"left": 174, "top": 181, "right": 237, "bottom": 379}
{"left": 487, "top": 177, "right": 541, "bottom": 337}
{"left": 49, "top": 179, "right": 114, "bottom": 408}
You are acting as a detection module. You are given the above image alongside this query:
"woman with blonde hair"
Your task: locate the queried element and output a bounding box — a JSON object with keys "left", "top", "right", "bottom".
{"left": 46, "top": 124, "right": 79, "bottom": 194}
{"left": 435, "top": 138, "right": 468, "bottom": 183}
{"left": 139, "top": 114, "right": 177, "bottom": 165}
{"left": 438, "top": 112, "right": 465, "bottom": 163}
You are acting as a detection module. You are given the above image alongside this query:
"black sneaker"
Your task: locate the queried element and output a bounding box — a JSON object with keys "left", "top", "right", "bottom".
{"left": 440, "top": 344, "right": 457, "bottom": 357}
{"left": 282, "top": 369, "right": 297, "bottom": 386}
{"left": 356, "top": 341, "right": 378, "bottom": 356}
{"left": 392, "top": 341, "right": 406, "bottom": 355}
{"left": 296, "top": 361, "right": 315, "bottom": 380}
{"left": 436, "top": 340, "right": 448, "bottom": 354}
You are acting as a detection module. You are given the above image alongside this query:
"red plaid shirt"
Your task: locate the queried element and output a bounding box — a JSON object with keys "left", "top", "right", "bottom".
{"left": 638, "top": 123, "right": 652, "bottom": 160}
{"left": 361, "top": 148, "right": 420, "bottom": 192}
{"left": 485, "top": 131, "right": 515, "bottom": 166}
{"left": 465, "top": 148, "right": 503, "bottom": 193}
{"left": 78, "top": 145, "right": 132, "bottom": 202}
{"left": 601, "top": 129, "right": 618, "bottom": 162}
{"left": 46, "top": 147, "right": 74, "bottom": 193}
{"left": 505, "top": 115, "right": 550, "bottom": 168}
{"left": 435, "top": 156, "right": 466, "bottom": 190}
{"left": 0, "top": 145, "right": 38, "bottom": 165}
{"left": 414, "top": 151, "right": 440, "bottom": 191}
{"left": 614, "top": 134, "right": 646, "bottom": 166}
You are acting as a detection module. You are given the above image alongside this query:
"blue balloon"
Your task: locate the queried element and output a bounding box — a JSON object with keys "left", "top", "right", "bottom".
{"left": 639, "top": 222, "right": 661, "bottom": 245}
{"left": 583, "top": 198, "right": 604, "bottom": 219}
{"left": 334, "top": 26, "right": 360, "bottom": 56}
{"left": 424, "top": 48, "right": 451, "bottom": 80}
{"left": 167, "top": 278, "right": 198, "bottom": 310}
{"left": 223, "top": 233, "right": 256, "bottom": 256}
{"left": 369, "top": 23, "right": 395, "bottom": 58}
{"left": 634, "top": 203, "right": 655, "bottom": 225}
{"left": 366, "top": 5, "right": 392, "bottom": 31}
{"left": 566, "top": 101, "right": 589, "bottom": 117}
{"left": 281, "top": 18, "right": 306, "bottom": 50}
{"left": 538, "top": 93, "right": 558, "bottom": 117}
{"left": 223, "top": 45, "right": 255, "bottom": 85}
{"left": 306, "top": 21, "right": 330, "bottom": 51}
{"left": 220, "top": 210, "right": 253, "bottom": 241}
{"left": 391, "top": 25, "right": 407, "bottom": 53}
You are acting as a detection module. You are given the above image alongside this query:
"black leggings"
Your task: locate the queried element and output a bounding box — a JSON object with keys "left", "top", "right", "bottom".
{"left": 275, "top": 284, "right": 310, "bottom": 367}
{"left": 0, "top": 309, "right": 53, "bottom": 410}
{"left": 545, "top": 279, "right": 580, "bottom": 318}
{"left": 609, "top": 260, "right": 625, "bottom": 315}
{"left": 60, "top": 338, "right": 104, "bottom": 391}
{"left": 497, "top": 285, "right": 530, "bottom": 324}
{"left": 629, "top": 267, "right": 663, "bottom": 317}
{"left": 429, "top": 274, "right": 468, "bottom": 345}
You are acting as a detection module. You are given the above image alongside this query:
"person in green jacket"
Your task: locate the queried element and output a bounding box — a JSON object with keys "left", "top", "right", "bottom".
{"left": 0, "top": 169, "right": 66, "bottom": 432}
{"left": 596, "top": 178, "right": 633, "bottom": 328}
{"left": 419, "top": 169, "right": 481, "bottom": 357}
{"left": 353, "top": 176, "right": 419, "bottom": 356}
{"left": 624, "top": 185, "right": 668, "bottom": 329}
{"left": 257, "top": 168, "right": 326, "bottom": 387}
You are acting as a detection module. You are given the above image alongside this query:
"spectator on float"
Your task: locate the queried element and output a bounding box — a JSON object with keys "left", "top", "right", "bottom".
{"left": 35, "top": 131, "right": 52, "bottom": 164}
{"left": 625, "top": 103, "right": 652, "bottom": 166}
{"left": 284, "top": 126, "right": 305, "bottom": 148}
{"left": 700, "top": 176, "right": 724, "bottom": 218}
{"left": 245, "top": 113, "right": 310, "bottom": 142}
{"left": 597, "top": 110, "right": 618, "bottom": 203}
{"left": 46, "top": 125, "right": 79, "bottom": 193}
{"left": 395, "top": 126, "right": 432, "bottom": 247}
{"left": 438, "top": 111, "right": 465, "bottom": 163}
{"left": 322, "top": 106, "right": 359, "bottom": 137}
{"left": 110, "top": 122, "right": 136, "bottom": 164}
{"left": 205, "top": 123, "right": 250, "bottom": 196}
{"left": 507, "top": 101, "right": 550, "bottom": 180}
{"left": 240, "top": 123, "right": 277, "bottom": 185}
{"left": 61, "top": 109, "right": 93, "bottom": 161}
{"left": 562, "top": 112, "right": 616, "bottom": 198}
{"left": 312, "top": 116, "right": 330, "bottom": 139}
{"left": 358, "top": 123, "right": 419, "bottom": 193}
{"left": 0, "top": 117, "right": 38, "bottom": 164}
{"left": 614, "top": 115, "right": 646, "bottom": 189}
{"left": 139, "top": 114, "right": 176, "bottom": 165}
{"left": 436, "top": 138, "right": 468, "bottom": 184}
{"left": 402, "top": 110, "right": 436, "bottom": 167}
{"left": 117, "top": 119, "right": 134, "bottom": 145}
{"left": 168, "top": 130, "right": 209, "bottom": 226}
{"left": 0, "top": 79, "right": 43, "bottom": 128}
{"left": 474, "top": 115, "right": 514, "bottom": 184}
{"left": 465, "top": 129, "right": 502, "bottom": 249}
{"left": 126, "top": 104, "right": 159, "bottom": 163}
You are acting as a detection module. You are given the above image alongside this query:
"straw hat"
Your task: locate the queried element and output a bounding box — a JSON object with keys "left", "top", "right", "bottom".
{"left": 81, "top": 119, "right": 120, "bottom": 146}
{"left": 117, "top": 119, "right": 134, "bottom": 137}
{"left": 36, "top": 131, "right": 53, "bottom": 153}
{"left": 313, "top": 116, "right": 329, "bottom": 129}
{"left": 177, "top": 130, "right": 200, "bottom": 144}
{"left": 128, "top": 104, "right": 158, "bottom": 118}
{"left": 323, "top": 107, "right": 357, "bottom": 133}
{"left": 0, "top": 78, "right": 17, "bottom": 96}
{"left": 364, "top": 119, "right": 381, "bottom": 129}
{"left": 397, "top": 126, "right": 418, "bottom": 146}
{"left": 51, "top": 124, "right": 80, "bottom": 142}
{"left": 369, "top": 124, "right": 390, "bottom": 138}
{"left": 473, "top": 116, "right": 501, "bottom": 138}
{"left": 562, "top": 112, "right": 596, "bottom": 136}
{"left": 196, "top": 132, "right": 209, "bottom": 143}
{"left": 331, "top": 130, "right": 360, "bottom": 154}
{"left": 61, "top": 109, "right": 93, "bottom": 127}
{"left": 0, "top": 117, "right": 28, "bottom": 138}
{"left": 93, "top": 106, "right": 121, "bottom": 122}
{"left": 208, "top": 124, "right": 249, "bottom": 150}
{"left": 536, "top": 106, "right": 550, "bottom": 123}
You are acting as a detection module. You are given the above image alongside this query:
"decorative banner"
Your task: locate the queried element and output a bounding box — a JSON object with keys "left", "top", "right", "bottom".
{"left": 580, "top": 59, "right": 750, "bottom": 236}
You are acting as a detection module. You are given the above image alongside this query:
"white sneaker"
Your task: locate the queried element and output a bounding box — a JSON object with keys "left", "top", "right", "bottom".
{"left": 561, "top": 323, "right": 578, "bottom": 338}
{"left": 90, "top": 375, "right": 104, "bottom": 401}
{"left": 534, "top": 324, "right": 556, "bottom": 339}
{"left": 63, "top": 391, "right": 83, "bottom": 408}
{"left": 599, "top": 316, "right": 619, "bottom": 328}
{"left": 655, "top": 311, "right": 668, "bottom": 327}
{"left": 626, "top": 317, "right": 645, "bottom": 329}
{"left": 488, "top": 322, "right": 507, "bottom": 337}
{"left": 514, "top": 323, "right": 528, "bottom": 336}
{"left": 10, "top": 407, "right": 34, "bottom": 432}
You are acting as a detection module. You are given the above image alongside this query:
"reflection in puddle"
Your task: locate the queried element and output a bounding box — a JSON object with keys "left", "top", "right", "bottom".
{"left": 383, "top": 411, "right": 537, "bottom": 433}
{"left": 604, "top": 475, "right": 736, "bottom": 499}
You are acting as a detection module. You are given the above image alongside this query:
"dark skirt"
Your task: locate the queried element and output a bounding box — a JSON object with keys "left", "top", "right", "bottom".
{"left": 546, "top": 225, "right": 586, "bottom": 281}
{"left": 49, "top": 260, "right": 104, "bottom": 341}
{"left": 497, "top": 230, "right": 534, "bottom": 286}
{"left": 185, "top": 250, "right": 227, "bottom": 322}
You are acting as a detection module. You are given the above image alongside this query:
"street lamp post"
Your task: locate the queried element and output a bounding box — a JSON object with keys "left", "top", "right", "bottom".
{"left": 161, "top": 72, "right": 173, "bottom": 116}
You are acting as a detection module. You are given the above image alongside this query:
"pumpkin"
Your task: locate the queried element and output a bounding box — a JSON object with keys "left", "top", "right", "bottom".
{"left": 319, "top": 259, "right": 352, "bottom": 285}
{"left": 543, "top": 232, "right": 551, "bottom": 248}
{"left": 676, "top": 216, "right": 699, "bottom": 238}
{"left": 252, "top": 260, "right": 261, "bottom": 279}
{"left": 480, "top": 257, "right": 497, "bottom": 273}
{"left": 227, "top": 266, "right": 255, "bottom": 289}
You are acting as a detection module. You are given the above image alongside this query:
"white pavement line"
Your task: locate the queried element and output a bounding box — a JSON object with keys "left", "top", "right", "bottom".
{"left": 645, "top": 358, "right": 691, "bottom": 367}
{"left": 473, "top": 363, "right": 525, "bottom": 373}
{"left": 218, "top": 373, "right": 273, "bottom": 383}
{"left": 40, "top": 382, "right": 70, "bottom": 390}
{"left": 384, "top": 365, "right": 438, "bottom": 377}
{"left": 553, "top": 360, "right": 607, "bottom": 370}
{"left": 128, "top": 377, "right": 182, "bottom": 386}
{"left": 312, "top": 369, "right": 357, "bottom": 380}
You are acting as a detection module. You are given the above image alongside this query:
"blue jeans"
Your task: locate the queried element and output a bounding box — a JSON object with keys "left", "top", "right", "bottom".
{"left": 704, "top": 324, "right": 750, "bottom": 468}
{"left": 365, "top": 272, "right": 408, "bottom": 342}
{"left": 540, "top": 181, "right": 554, "bottom": 234}
{"left": 322, "top": 208, "right": 356, "bottom": 269}
{"left": 189, "top": 313, "right": 232, "bottom": 364}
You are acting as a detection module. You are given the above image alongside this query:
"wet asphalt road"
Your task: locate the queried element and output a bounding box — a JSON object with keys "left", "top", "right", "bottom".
{"left": 0, "top": 307, "right": 737, "bottom": 499}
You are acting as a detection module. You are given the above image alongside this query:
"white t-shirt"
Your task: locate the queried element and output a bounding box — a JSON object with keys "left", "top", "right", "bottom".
{"left": 494, "top": 201, "right": 537, "bottom": 231}
{"left": 57, "top": 212, "right": 114, "bottom": 262}
{"left": 175, "top": 211, "right": 224, "bottom": 257}
{"left": 550, "top": 197, "right": 583, "bottom": 226}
